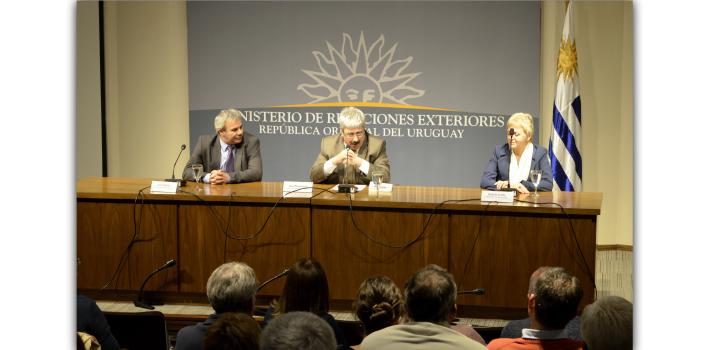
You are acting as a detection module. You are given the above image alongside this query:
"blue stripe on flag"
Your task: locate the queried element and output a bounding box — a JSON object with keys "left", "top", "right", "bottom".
{"left": 552, "top": 104, "right": 583, "bottom": 179}
{"left": 548, "top": 139, "right": 575, "bottom": 192}
{"left": 572, "top": 96, "right": 582, "bottom": 125}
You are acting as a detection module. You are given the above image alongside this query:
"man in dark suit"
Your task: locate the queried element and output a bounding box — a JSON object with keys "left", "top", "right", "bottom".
{"left": 175, "top": 262, "right": 257, "bottom": 350}
{"left": 309, "top": 106, "right": 390, "bottom": 185}
{"left": 183, "top": 108, "right": 262, "bottom": 184}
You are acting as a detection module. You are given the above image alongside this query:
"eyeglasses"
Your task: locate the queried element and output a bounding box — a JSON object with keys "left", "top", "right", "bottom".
{"left": 343, "top": 131, "right": 365, "bottom": 138}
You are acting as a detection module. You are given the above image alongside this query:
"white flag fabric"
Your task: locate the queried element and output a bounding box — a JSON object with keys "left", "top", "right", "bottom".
{"left": 549, "top": 1, "right": 582, "bottom": 192}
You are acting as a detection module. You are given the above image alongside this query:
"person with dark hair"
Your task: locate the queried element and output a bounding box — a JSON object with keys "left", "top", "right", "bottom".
{"left": 354, "top": 276, "right": 405, "bottom": 338}
{"left": 488, "top": 266, "right": 584, "bottom": 350}
{"left": 76, "top": 294, "right": 120, "bottom": 350}
{"left": 260, "top": 312, "right": 336, "bottom": 350}
{"left": 580, "top": 295, "right": 633, "bottom": 350}
{"left": 204, "top": 312, "right": 261, "bottom": 350}
{"left": 265, "top": 257, "right": 348, "bottom": 349}
{"left": 500, "top": 267, "right": 581, "bottom": 340}
{"left": 176, "top": 261, "right": 257, "bottom": 350}
{"left": 360, "top": 265, "right": 486, "bottom": 349}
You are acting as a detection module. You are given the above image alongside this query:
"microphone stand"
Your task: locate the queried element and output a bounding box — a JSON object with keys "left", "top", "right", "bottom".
{"left": 165, "top": 144, "right": 187, "bottom": 186}
{"left": 338, "top": 145, "right": 355, "bottom": 193}
{"left": 256, "top": 268, "right": 290, "bottom": 293}
{"left": 501, "top": 128, "right": 516, "bottom": 195}
{"left": 134, "top": 259, "right": 177, "bottom": 310}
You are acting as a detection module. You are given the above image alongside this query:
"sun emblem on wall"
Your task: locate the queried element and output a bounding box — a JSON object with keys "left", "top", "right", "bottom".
{"left": 298, "top": 32, "right": 425, "bottom": 104}
{"left": 556, "top": 38, "right": 578, "bottom": 80}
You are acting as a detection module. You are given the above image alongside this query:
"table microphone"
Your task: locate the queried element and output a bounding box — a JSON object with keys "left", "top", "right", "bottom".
{"left": 256, "top": 268, "right": 290, "bottom": 292}
{"left": 500, "top": 128, "right": 516, "bottom": 194}
{"left": 457, "top": 288, "right": 486, "bottom": 296}
{"left": 338, "top": 144, "right": 355, "bottom": 193}
{"left": 166, "top": 144, "right": 187, "bottom": 186}
{"left": 134, "top": 259, "right": 177, "bottom": 310}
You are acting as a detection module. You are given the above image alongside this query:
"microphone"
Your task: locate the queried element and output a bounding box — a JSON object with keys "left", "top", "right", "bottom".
{"left": 256, "top": 268, "right": 290, "bottom": 292}
{"left": 134, "top": 259, "right": 177, "bottom": 310}
{"left": 501, "top": 128, "right": 516, "bottom": 194}
{"left": 457, "top": 288, "right": 486, "bottom": 296}
{"left": 338, "top": 144, "right": 355, "bottom": 193}
{"left": 165, "top": 144, "right": 187, "bottom": 186}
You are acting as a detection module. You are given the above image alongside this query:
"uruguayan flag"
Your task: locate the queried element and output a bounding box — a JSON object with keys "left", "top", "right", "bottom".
{"left": 549, "top": 1, "right": 582, "bottom": 192}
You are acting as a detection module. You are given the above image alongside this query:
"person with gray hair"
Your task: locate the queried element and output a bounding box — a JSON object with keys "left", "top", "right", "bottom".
{"left": 360, "top": 264, "right": 487, "bottom": 349}
{"left": 183, "top": 108, "right": 262, "bottom": 184}
{"left": 488, "top": 266, "right": 584, "bottom": 350}
{"left": 580, "top": 295, "right": 633, "bottom": 350}
{"left": 310, "top": 106, "right": 390, "bottom": 185}
{"left": 260, "top": 311, "right": 336, "bottom": 350}
{"left": 176, "top": 261, "right": 258, "bottom": 350}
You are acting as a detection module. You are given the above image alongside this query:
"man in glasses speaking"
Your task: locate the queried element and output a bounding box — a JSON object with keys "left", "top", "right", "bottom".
{"left": 309, "top": 107, "right": 390, "bottom": 185}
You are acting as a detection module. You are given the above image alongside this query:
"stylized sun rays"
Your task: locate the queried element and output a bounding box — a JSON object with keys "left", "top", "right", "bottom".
{"left": 298, "top": 32, "right": 425, "bottom": 104}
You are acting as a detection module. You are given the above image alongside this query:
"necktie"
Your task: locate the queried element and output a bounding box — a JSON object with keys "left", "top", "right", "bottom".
{"left": 224, "top": 146, "right": 235, "bottom": 173}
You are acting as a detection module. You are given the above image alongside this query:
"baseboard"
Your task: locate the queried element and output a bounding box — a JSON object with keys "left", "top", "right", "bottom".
{"left": 597, "top": 244, "right": 633, "bottom": 251}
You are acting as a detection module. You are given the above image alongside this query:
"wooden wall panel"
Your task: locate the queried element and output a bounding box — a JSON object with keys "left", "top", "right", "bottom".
{"left": 312, "top": 207, "right": 449, "bottom": 301}
{"left": 178, "top": 203, "right": 310, "bottom": 297}
{"left": 77, "top": 201, "right": 178, "bottom": 292}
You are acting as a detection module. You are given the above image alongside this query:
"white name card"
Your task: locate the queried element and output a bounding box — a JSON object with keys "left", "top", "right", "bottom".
{"left": 150, "top": 180, "right": 179, "bottom": 194}
{"left": 368, "top": 183, "right": 393, "bottom": 193}
{"left": 480, "top": 190, "right": 514, "bottom": 203}
{"left": 282, "top": 181, "right": 313, "bottom": 198}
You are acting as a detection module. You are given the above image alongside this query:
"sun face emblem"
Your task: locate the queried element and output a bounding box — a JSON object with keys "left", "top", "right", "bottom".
{"left": 556, "top": 38, "right": 578, "bottom": 81}
{"left": 298, "top": 32, "right": 425, "bottom": 104}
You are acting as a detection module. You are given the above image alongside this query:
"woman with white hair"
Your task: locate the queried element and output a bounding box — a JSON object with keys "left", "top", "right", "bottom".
{"left": 480, "top": 113, "right": 553, "bottom": 193}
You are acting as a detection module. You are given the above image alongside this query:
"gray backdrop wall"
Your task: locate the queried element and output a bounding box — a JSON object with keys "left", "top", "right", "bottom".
{"left": 187, "top": 1, "right": 540, "bottom": 187}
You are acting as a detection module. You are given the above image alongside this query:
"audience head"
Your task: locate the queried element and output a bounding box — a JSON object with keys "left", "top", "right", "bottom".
{"left": 404, "top": 264, "right": 457, "bottom": 323}
{"left": 260, "top": 311, "right": 336, "bottom": 350}
{"left": 206, "top": 261, "right": 257, "bottom": 314}
{"left": 204, "top": 312, "right": 261, "bottom": 350}
{"left": 279, "top": 257, "right": 329, "bottom": 315}
{"left": 528, "top": 266, "right": 583, "bottom": 330}
{"left": 581, "top": 295, "right": 633, "bottom": 350}
{"left": 354, "top": 275, "right": 405, "bottom": 335}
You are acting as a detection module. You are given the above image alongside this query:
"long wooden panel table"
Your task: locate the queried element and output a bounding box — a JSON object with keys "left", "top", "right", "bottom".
{"left": 77, "top": 177, "right": 601, "bottom": 318}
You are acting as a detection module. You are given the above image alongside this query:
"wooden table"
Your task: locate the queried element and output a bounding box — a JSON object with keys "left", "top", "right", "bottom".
{"left": 77, "top": 177, "right": 601, "bottom": 318}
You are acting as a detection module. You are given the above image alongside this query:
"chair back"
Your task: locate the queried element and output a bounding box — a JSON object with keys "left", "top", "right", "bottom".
{"left": 104, "top": 311, "right": 169, "bottom": 350}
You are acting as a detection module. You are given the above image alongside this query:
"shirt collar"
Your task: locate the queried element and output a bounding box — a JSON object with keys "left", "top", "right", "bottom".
{"left": 521, "top": 327, "right": 569, "bottom": 340}
{"left": 218, "top": 137, "right": 233, "bottom": 152}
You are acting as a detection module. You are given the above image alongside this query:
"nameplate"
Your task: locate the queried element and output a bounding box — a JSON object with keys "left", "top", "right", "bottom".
{"left": 282, "top": 181, "right": 313, "bottom": 198}
{"left": 368, "top": 183, "right": 393, "bottom": 193}
{"left": 150, "top": 181, "right": 179, "bottom": 194}
{"left": 481, "top": 190, "right": 514, "bottom": 203}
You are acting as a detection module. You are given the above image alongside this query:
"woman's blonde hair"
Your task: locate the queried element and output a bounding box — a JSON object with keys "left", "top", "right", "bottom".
{"left": 507, "top": 112, "right": 534, "bottom": 140}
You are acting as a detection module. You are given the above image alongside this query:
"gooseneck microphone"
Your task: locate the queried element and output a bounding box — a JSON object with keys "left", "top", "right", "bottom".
{"left": 457, "top": 288, "right": 486, "bottom": 296}
{"left": 166, "top": 144, "right": 187, "bottom": 186}
{"left": 256, "top": 268, "right": 290, "bottom": 292}
{"left": 134, "top": 259, "right": 177, "bottom": 310}
{"left": 501, "top": 128, "right": 516, "bottom": 193}
{"left": 338, "top": 144, "right": 355, "bottom": 193}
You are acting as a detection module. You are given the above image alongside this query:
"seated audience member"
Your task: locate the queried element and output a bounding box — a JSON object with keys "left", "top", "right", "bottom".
{"left": 580, "top": 295, "right": 633, "bottom": 350}
{"left": 204, "top": 312, "right": 261, "bottom": 350}
{"left": 353, "top": 275, "right": 405, "bottom": 347}
{"left": 500, "top": 267, "right": 581, "bottom": 341}
{"left": 360, "top": 265, "right": 487, "bottom": 349}
{"left": 265, "top": 257, "right": 348, "bottom": 349}
{"left": 77, "top": 294, "right": 120, "bottom": 350}
{"left": 480, "top": 112, "right": 552, "bottom": 193}
{"left": 176, "top": 261, "right": 257, "bottom": 350}
{"left": 260, "top": 311, "right": 337, "bottom": 350}
{"left": 309, "top": 106, "right": 390, "bottom": 185}
{"left": 487, "top": 266, "right": 584, "bottom": 350}
{"left": 183, "top": 108, "right": 263, "bottom": 184}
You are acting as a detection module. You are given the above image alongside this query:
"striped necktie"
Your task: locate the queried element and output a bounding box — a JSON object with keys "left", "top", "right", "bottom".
{"left": 224, "top": 146, "right": 235, "bottom": 173}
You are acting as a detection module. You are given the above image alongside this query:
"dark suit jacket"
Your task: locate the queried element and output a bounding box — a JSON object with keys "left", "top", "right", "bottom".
{"left": 175, "top": 313, "right": 219, "bottom": 350}
{"left": 480, "top": 143, "right": 553, "bottom": 191}
{"left": 77, "top": 295, "right": 120, "bottom": 350}
{"left": 182, "top": 133, "right": 262, "bottom": 183}
{"left": 309, "top": 133, "right": 390, "bottom": 185}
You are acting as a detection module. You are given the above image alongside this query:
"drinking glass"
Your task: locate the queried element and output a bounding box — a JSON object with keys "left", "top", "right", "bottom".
{"left": 530, "top": 170, "right": 542, "bottom": 198}
{"left": 191, "top": 164, "right": 203, "bottom": 191}
{"left": 371, "top": 171, "right": 384, "bottom": 191}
